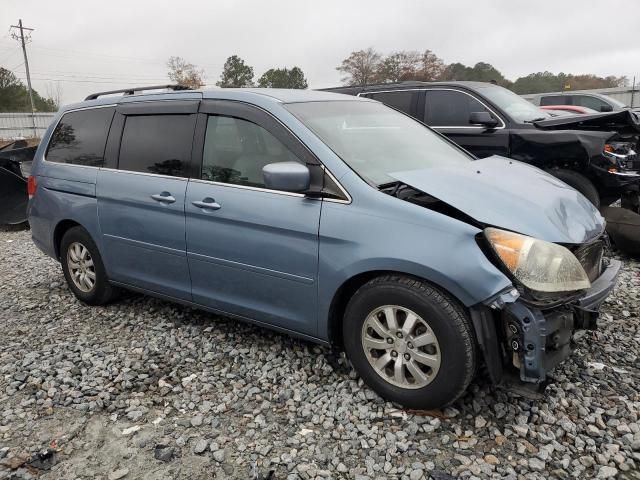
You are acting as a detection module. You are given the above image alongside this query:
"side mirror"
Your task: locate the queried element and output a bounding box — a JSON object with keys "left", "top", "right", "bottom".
{"left": 599, "top": 104, "right": 613, "bottom": 112}
{"left": 469, "top": 111, "right": 499, "bottom": 128}
{"left": 263, "top": 161, "right": 311, "bottom": 193}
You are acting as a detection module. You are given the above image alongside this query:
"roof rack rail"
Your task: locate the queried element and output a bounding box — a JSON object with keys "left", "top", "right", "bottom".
{"left": 84, "top": 84, "right": 192, "bottom": 101}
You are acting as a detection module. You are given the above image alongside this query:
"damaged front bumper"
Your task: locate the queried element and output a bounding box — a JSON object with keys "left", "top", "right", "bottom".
{"left": 471, "top": 258, "right": 621, "bottom": 385}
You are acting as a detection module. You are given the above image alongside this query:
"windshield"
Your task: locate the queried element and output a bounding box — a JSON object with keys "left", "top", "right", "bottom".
{"left": 284, "top": 101, "right": 472, "bottom": 186}
{"left": 480, "top": 85, "right": 552, "bottom": 123}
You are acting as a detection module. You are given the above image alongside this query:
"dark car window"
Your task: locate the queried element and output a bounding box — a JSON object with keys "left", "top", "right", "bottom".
{"left": 573, "top": 95, "right": 610, "bottom": 112}
{"left": 46, "top": 107, "right": 114, "bottom": 166}
{"left": 425, "top": 90, "right": 491, "bottom": 127}
{"left": 540, "top": 95, "right": 568, "bottom": 106}
{"left": 201, "top": 115, "right": 302, "bottom": 188}
{"left": 369, "top": 91, "right": 415, "bottom": 115}
{"left": 118, "top": 114, "right": 195, "bottom": 177}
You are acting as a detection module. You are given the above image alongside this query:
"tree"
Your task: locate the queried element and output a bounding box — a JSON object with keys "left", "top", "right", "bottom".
{"left": 257, "top": 67, "right": 308, "bottom": 89}
{"left": 376, "top": 51, "right": 421, "bottom": 83}
{"left": 217, "top": 55, "right": 254, "bottom": 88}
{"left": 166, "top": 56, "right": 204, "bottom": 89}
{"left": 416, "top": 50, "right": 445, "bottom": 81}
{"left": 0, "top": 67, "right": 56, "bottom": 112}
{"left": 510, "top": 72, "right": 626, "bottom": 94}
{"left": 337, "top": 48, "right": 381, "bottom": 86}
{"left": 46, "top": 82, "right": 63, "bottom": 110}
{"left": 440, "top": 61, "right": 510, "bottom": 87}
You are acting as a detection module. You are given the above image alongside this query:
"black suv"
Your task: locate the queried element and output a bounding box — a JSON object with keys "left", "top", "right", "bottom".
{"left": 322, "top": 81, "right": 640, "bottom": 210}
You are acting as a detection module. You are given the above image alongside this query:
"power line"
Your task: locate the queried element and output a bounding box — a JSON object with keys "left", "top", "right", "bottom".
{"left": 9, "top": 19, "right": 36, "bottom": 136}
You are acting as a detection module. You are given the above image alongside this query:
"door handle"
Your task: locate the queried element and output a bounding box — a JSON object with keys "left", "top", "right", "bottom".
{"left": 151, "top": 192, "right": 176, "bottom": 204}
{"left": 192, "top": 197, "right": 221, "bottom": 210}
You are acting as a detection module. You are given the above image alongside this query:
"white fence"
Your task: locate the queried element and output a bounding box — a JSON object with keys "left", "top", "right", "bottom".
{"left": 0, "top": 113, "right": 57, "bottom": 140}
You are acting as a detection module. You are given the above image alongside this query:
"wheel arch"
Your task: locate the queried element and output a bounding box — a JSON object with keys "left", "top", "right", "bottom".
{"left": 326, "top": 269, "right": 469, "bottom": 347}
{"left": 53, "top": 219, "right": 82, "bottom": 260}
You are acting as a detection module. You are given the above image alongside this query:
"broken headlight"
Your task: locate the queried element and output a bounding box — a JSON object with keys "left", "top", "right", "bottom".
{"left": 604, "top": 142, "right": 637, "bottom": 170}
{"left": 485, "top": 228, "right": 591, "bottom": 293}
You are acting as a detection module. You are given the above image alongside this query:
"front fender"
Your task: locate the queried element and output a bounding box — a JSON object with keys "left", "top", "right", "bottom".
{"left": 317, "top": 199, "right": 512, "bottom": 340}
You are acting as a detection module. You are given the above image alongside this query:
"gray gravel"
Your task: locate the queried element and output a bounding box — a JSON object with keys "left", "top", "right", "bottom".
{"left": 0, "top": 227, "right": 639, "bottom": 479}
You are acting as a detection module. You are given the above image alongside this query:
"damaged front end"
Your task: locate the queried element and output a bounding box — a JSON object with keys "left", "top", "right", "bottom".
{"left": 384, "top": 158, "right": 621, "bottom": 387}
{"left": 471, "top": 235, "right": 620, "bottom": 386}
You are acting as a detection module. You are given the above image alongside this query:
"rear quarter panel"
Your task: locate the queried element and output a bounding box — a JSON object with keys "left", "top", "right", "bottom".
{"left": 28, "top": 113, "right": 103, "bottom": 262}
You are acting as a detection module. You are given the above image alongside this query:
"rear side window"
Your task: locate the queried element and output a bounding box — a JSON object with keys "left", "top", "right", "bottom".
{"left": 46, "top": 107, "right": 114, "bottom": 166}
{"left": 369, "top": 91, "right": 415, "bottom": 115}
{"left": 425, "top": 90, "right": 491, "bottom": 126}
{"left": 118, "top": 115, "right": 196, "bottom": 177}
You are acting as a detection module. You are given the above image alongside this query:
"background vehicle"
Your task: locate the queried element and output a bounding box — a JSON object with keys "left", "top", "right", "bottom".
{"left": 322, "top": 81, "right": 640, "bottom": 212}
{"left": 527, "top": 91, "right": 632, "bottom": 113}
{"left": 28, "top": 86, "right": 619, "bottom": 409}
{"left": 0, "top": 139, "right": 37, "bottom": 225}
{"left": 540, "top": 105, "right": 599, "bottom": 115}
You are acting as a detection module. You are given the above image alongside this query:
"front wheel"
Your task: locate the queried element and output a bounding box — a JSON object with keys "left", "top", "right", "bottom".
{"left": 342, "top": 275, "right": 476, "bottom": 410}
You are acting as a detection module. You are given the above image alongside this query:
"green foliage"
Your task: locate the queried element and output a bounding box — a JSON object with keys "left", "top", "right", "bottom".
{"left": 440, "top": 62, "right": 511, "bottom": 87}
{"left": 257, "top": 67, "right": 308, "bottom": 89}
{"left": 0, "top": 67, "right": 56, "bottom": 112}
{"left": 337, "top": 49, "right": 626, "bottom": 94}
{"left": 511, "top": 72, "right": 627, "bottom": 94}
{"left": 217, "top": 55, "right": 254, "bottom": 88}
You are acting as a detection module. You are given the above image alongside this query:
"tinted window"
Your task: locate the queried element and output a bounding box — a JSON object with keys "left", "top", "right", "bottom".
{"left": 201, "top": 115, "right": 302, "bottom": 188}
{"left": 425, "top": 90, "right": 491, "bottom": 126}
{"left": 46, "top": 108, "right": 114, "bottom": 166}
{"left": 540, "top": 95, "right": 567, "bottom": 106}
{"left": 369, "top": 91, "right": 415, "bottom": 115}
{"left": 118, "top": 115, "right": 195, "bottom": 177}
{"left": 574, "top": 95, "right": 609, "bottom": 111}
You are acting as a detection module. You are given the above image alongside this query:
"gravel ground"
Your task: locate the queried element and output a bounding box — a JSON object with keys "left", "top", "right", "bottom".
{"left": 0, "top": 226, "right": 639, "bottom": 480}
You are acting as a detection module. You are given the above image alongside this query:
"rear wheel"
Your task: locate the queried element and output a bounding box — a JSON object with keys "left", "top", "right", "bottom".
{"left": 550, "top": 169, "right": 600, "bottom": 207}
{"left": 342, "top": 275, "right": 476, "bottom": 409}
{"left": 60, "top": 226, "right": 118, "bottom": 305}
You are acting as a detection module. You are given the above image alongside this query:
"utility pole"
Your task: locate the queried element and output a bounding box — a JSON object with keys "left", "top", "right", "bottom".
{"left": 10, "top": 19, "right": 37, "bottom": 137}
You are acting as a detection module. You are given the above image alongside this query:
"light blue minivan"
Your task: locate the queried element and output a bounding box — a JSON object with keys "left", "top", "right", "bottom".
{"left": 28, "top": 86, "right": 620, "bottom": 408}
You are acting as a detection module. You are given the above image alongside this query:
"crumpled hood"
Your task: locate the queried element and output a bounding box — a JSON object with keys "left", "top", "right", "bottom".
{"left": 533, "top": 110, "right": 640, "bottom": 134}
{"left": 390, "top": 156, "right": 605, "bottom": 244}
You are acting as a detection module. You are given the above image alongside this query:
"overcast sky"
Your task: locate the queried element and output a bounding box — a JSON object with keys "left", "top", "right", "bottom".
{"left": 2, "top": 0, "right": 639, "bottom": 105}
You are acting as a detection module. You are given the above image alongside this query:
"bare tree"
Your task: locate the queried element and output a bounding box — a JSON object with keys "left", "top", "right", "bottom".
{"left": 166, "top": 56, "right": 204, "bottom": 89}
{"left": 336, "top": 48, "right": 381, "bottom": 86}
{"left": 45, "top": 81, "right": 63, "bottom": 110}
{"left": 417, "top": 50, "right": 445, "bottom": 81}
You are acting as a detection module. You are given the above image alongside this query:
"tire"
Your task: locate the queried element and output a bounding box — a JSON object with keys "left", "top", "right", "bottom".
{"left": 342, "top": 275, "right": 476, "bottom": 410}
{"left": 60, "top": 226, "right": 118, "bottom": 305}
{"left": 551, "top": 169, "right": 600, "bottom": 207}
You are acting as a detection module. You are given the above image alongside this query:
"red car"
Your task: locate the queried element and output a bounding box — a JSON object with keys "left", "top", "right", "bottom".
{"left": 540, "top": 105, "right": 599, "bottom": 115}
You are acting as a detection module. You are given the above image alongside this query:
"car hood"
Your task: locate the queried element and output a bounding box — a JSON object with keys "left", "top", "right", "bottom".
{"left": 390, "top": 156, "right": 604, "bottom": 244}
{"left": 533, "top": 109, "right": 640, "bottom": 134}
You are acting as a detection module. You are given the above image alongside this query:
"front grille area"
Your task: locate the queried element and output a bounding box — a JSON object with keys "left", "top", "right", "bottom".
{"left": 574, "top": 240, "right": 604, "bottom": 283}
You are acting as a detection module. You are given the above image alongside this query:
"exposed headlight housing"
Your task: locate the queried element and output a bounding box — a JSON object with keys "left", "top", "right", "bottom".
{"left": 485, "top": 228, "right": 591, "bottom": 293}
{"left": 604, "top": 142, "right": 637, "bottom": 171}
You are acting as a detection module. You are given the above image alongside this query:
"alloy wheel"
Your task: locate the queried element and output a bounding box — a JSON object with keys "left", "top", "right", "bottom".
{"left": 361, "top": 305, "right": 441, "bottom": 389}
